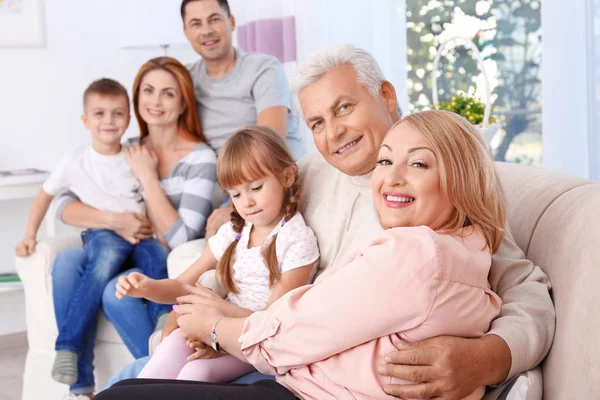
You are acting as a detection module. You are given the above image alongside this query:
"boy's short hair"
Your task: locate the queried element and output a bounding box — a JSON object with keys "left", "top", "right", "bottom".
{"left": 83, "top": 78, "right": 130, "bottom": 109}
{"left": 180, "top": 0, "right": 231, "bottom": 20}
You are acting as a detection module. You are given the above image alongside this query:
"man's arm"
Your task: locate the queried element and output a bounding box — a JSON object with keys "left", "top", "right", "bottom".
{"left": 486, "top": 227, "right": 555, "bottom": 378}
{"left": 251, "top": 56, "right": 292, "bottom": 139}
{"left": 257, "top": 106, "right": 288, "bottom": 139}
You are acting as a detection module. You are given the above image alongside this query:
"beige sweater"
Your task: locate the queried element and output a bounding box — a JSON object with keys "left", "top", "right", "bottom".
{"left": 298, "top": 151, "right": 555, "bottom": 382}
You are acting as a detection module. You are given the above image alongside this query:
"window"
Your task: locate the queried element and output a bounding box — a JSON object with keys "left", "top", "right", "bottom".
{"left": 406, "top": 0, "right": 542, "bottom": 165}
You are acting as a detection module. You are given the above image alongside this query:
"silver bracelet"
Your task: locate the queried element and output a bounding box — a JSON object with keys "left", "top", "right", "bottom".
{"left": 209, "top": 316, "right": 226, "bottom": 352}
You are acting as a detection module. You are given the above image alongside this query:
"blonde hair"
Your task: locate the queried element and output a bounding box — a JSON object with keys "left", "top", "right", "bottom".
{"left": 397, "top": 110, "right": 506, "bottom": 253}
{"left": 216, "top": 126, "right": 300, "bottom": 293}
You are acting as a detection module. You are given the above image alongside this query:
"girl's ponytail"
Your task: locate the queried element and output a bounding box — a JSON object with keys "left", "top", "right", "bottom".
{"left": 263, "top": 172, "right": 302, "bottom": 287}
{"left": 216, "top": 210, "right": 245, "bottom": 294}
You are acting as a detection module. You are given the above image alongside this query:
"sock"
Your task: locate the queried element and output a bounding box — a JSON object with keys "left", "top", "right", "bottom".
{"left": 153, "top": 312, "right": 170, "bottom": 333}
{"left": 51, "top": 350, "right": 78, "bottom": 385}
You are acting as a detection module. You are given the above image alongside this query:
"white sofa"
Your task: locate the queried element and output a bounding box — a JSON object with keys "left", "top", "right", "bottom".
{"left": 16, "top": 162, "right": 600, "bottom": 399}
{"left": 16, "top": 233, "right": 205, "bottom": 399}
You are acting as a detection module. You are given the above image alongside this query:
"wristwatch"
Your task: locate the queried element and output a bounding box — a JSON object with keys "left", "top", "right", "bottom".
{"left": 210, "top": 316, "right": 226, "bottom": 352}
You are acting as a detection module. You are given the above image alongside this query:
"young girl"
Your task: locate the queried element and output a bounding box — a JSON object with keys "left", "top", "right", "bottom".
{"left": 115, "top": 126, "right": 320, "bottom": 383}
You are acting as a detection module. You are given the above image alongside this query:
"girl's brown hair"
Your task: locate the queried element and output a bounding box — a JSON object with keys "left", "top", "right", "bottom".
{"left": 396, "top": 110, "right": 506, "bottom": 253}
{"left": 132, "top": 57, "right": 204, "bottom": 144}
{"left": 216, "top": 126, "right": 300, "bottom": 293}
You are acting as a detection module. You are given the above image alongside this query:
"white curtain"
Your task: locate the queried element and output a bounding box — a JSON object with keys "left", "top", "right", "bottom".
{"left": 542, "top": 0, "right": 597, "bottom": 179}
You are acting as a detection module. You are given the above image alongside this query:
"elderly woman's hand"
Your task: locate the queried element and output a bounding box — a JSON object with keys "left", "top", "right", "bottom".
{"left": 124, "top": 144, "right": 159, "bottom": 185}
{"left": 177, "top": 283, "right": 248, "bottom": 318}
{"left": 174, "top": 301, "right": 223, "bottom": 344}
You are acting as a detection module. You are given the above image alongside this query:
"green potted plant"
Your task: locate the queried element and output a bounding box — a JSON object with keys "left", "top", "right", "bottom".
{"left": 436, "top": 94, "right": 501, "bottom": 146}
{"left": 430, "top": 37, "right": 502, "bottom": 149}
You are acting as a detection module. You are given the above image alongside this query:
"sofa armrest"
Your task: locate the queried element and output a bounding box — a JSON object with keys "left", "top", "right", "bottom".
{"left": 166, "top": 238, "right": 227, "bottom": 298}
{"left": 15, "top": 235, "right": 82, "bottom": 347}
{"left": 167, "top": 238, "right": 206, "bottom": 279}
{"left": 16, "top": 235, "right": 82, "bottom": 297}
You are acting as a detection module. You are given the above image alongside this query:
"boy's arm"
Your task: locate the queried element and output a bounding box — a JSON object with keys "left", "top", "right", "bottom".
{"left": 61, "top": 199, "right": 152, "bottom": 244}
{"left": 16, "top": 189, "right": 54, "bottom": 256}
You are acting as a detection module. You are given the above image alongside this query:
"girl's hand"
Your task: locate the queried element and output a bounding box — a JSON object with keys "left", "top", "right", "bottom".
{"left": 115, "top": 272, "right": 153, "bottom": 299}
{"left": 124, "top": 145, "right": 159, "bottom": 185}
{"left": 186, "top": 340, "right": 224, "bottom": 361}
{"left": 15, "top": 237, "right": 36, "bottom": 257}
{"left": 177, "top": 284, "right": 233, "bottom": 316}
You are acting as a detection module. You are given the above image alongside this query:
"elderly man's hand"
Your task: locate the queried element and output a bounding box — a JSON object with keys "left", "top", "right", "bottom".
{"left": 205, "top": 204, "right": 234, "bottom": 238}
{"left": 378, "top": 335, "right": 511, "bottom": 399}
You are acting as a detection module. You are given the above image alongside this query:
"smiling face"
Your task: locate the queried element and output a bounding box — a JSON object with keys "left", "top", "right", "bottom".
{"left": 82, "top": 93, "right": 130, "bottom": 148}
{"left": 371, "top": 121, "right": 454, "bottom": 230}
{"left": 299, "top": 64, "right": 398, "bottom": 176}
{"left": 226, "top": 171, "right": 290, "bottom": 231}
{"left": 137, "top": 69, "right": 185, "bottom": 128}
{"left": 183, "top": 0, "right": 235, "bottom": 62}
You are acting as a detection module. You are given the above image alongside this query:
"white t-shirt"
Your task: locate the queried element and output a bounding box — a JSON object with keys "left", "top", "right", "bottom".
{"left": 43, "top": 145, "right": 145, "bottom": 215}
{"left": 208, "top": 212, "right": 319, "bottom": 311}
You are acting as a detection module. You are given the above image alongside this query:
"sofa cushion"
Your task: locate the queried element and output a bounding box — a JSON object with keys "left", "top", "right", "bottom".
{"left": 495, "top": 162, "right": 590, "bottom": 254}
{"left": 526, "top": 183, "right": 600, "bottom": 399}
{"left": 95, "top": 312, "right": 126, "bottom": 344}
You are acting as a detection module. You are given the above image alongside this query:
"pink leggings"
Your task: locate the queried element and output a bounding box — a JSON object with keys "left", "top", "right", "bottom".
{"left": 138, "top": 328, "right": 255, "bottom": 382}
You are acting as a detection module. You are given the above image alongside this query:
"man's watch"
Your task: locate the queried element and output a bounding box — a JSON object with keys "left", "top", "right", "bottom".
{"left": 210, "top": 316, "right": 226, "bottom": 352}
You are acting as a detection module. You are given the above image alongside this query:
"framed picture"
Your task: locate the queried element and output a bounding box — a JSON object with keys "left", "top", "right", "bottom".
{"left": 0, "top": 0, "right": 45, "bottom": 47}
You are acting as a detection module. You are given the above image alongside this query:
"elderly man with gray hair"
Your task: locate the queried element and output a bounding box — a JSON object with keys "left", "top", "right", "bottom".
{"left": 101, "top": 44, "right": 554, "bottom": 400}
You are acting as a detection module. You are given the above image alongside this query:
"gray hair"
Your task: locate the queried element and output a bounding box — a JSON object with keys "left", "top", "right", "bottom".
{"left": 291, "top": 44, "right": 402, "bottom": 119}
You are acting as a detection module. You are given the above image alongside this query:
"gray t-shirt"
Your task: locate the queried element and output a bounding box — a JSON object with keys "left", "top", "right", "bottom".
{"left": 188, "top": 48, "right": 305, "bottom": 159}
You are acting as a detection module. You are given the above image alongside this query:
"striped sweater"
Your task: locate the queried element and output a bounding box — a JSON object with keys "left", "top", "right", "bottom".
{"left": 55, "top": 138, "right": 217, "bottom": 249}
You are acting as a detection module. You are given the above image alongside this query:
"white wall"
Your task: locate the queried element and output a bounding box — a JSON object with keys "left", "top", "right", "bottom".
{"left": 0, "top": 0, "right": 198, "bottom": 274}
{"left": 0, "top": 0, "right": 198, "bottom": 172}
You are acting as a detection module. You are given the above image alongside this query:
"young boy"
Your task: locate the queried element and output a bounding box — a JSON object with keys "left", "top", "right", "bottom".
{"left": 15, "top": 78, "right": 170, "bottom": 389}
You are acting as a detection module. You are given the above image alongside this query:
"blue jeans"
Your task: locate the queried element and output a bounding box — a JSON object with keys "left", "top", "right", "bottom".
{"left": 102, "top": 268, "right": 157, "bottom": 358}
{"left": 105, "top": 356, "right": 274, "bottom": 390}
{"left": 52, "top": 229, "right": 169, "bottom": 393}
{"left": 102, "top": 233, "right": 178, "bottom": 358}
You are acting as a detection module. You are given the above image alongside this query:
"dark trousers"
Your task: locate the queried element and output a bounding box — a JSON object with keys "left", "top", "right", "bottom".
{"left": 95, "top": 378, "right": 300, "bottom": 400}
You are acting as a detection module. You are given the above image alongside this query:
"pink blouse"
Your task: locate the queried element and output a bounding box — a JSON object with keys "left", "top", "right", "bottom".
{"left": 239, "top": 226, "right": 502, "bottom": 400}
